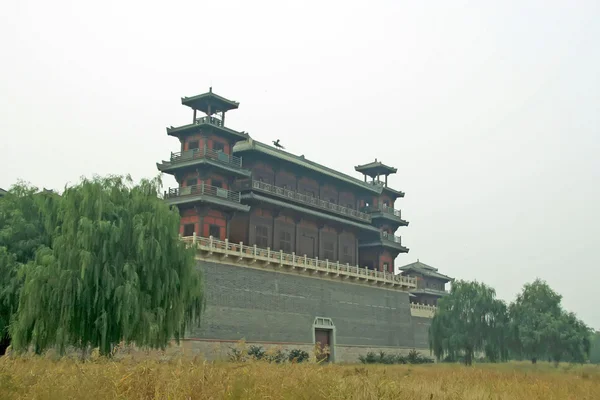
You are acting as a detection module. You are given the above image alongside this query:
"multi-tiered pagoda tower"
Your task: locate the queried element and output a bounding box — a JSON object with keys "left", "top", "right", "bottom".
{"left": 157, "top": 88, "right": 410, "bottom": 273}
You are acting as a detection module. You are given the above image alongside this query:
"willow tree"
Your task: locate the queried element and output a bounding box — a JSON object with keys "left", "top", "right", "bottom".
{"left": 0, "top": 183, "right": 54, "bottom": 353}
{"left": 509, "top": 279, "right": 562, "bottom": 364}
{"left": 10, "top": 176, "right": 203, "bottom": 356}
{"left": 429, "top": 280, "right": 508, "bottom": 365}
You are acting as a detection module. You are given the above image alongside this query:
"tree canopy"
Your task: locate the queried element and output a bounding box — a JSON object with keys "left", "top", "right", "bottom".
{"left": 1, "top": 176, "right": 203, "bottom": 356}
{"left": 509, "top": 279, "right": 590, "bottom": 364}
{"left": 430, "top": 278, "right": 591, "bottom": 366}
{"left": 590, "top": 331, "right": 600, "bottom": 364}
{"left": 0, "top": 183, "right": 52, "bottom": 351}
{"left": 429, "top": 280, "right": 508, "bottom": 365}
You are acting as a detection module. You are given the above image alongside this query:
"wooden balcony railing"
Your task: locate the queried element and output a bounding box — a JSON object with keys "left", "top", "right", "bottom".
{"left": 169, "top": 146, "right": 242, "bottom": 168}
{"left": 166, "top": 184, "right": 241, "bottom": 203}
{"left": 182, "top": 235, "right": 417, "bottom": 289}
{"left": 380, "top": 205, "right": 402, "bottom": 218}
{"left": 363, "top": 205, "right": 402, "bottom": 218}
{"left": 381, "top": 231, "right": 402, "bottom": 244}
{"left": 195, "top": 116, "right": 223, "bottom": 127}
{"left": 241, "top": 180, "right": 371, "bottom": 222}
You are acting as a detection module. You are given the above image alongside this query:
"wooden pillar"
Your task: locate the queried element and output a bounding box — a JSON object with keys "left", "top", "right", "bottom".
{"left": 222, "top": 111, "right": 226, "bottom": 125}
{"left": 294, "top": 215, "right": 301, "bottom": 254}
{"left": 225, "top": 213, "right": 231, "bottom": 239}
{"left": 317, "top": 226, "right": 321, "bottom": 259}
{"left": 385, "top": 174, "right": 388, "bottom": 187}
{"left": 193, "top": 109, "right": 197, "bottom": 123}
{"left": 272, "top": 209, "right": 281, "bottom": 250}
{"left": 336, "top": 228, "right": 341, "bottom": 261}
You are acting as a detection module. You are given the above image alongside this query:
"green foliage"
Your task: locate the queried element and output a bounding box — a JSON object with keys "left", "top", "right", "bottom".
{"left": 590, "top": 332, "right": 600, "bottom": 364}
{"left": 509, "top": 279, "right": 590, "bottom": 364}
{"left": 358, "top": 350, "right": 433, "bottom": 364}
{"left": 6, "top": 175, "right": 203, "bottom": 356}
{"left": 0, "top": 183, "right": 53, "bottom": 346}
{"left": 232, "top": 345, "right": 309, "bottom": 363}
{"left": 429, "top": 280, "right": 508, "bottom": 365}
{"left": 248, "top": 345, "right": 266, "bottom": 360}
{"left": 287, "top": 348, "right": 310, "bottom": 363}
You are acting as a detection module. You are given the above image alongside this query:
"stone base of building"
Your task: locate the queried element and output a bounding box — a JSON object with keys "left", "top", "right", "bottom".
{"left": 109, "top": 339, "right": 431, "bottom": 364}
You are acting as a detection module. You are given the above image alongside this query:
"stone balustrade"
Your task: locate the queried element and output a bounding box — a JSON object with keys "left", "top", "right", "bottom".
{"left": 410, "top": 303, "right": 437, "bottom": 318}
{"left": 182, "top": 235, "right": 417, "bottom": 290}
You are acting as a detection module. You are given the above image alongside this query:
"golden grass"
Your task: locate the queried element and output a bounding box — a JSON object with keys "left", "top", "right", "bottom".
{"left": 0, "top": 357, "right": 598, "bottom": 399}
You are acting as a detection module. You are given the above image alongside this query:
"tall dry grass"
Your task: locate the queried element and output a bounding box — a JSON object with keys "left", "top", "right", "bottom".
{"left": 0, "top": 356, "right": 598, "bottom": 399}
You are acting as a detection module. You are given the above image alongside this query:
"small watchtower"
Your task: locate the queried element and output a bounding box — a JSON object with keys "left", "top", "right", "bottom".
{"left": 181, "top": 86, "right": 240, "bottom": 126}
{"left": 355, "top": 159, "right": 398, "bottom": 187}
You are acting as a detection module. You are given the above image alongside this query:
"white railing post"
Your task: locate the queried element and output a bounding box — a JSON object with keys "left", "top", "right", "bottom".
{"left": 336, "top": 261, "right": 339, "bottom": 273}
{"left": 239, "top": 242, "right": 244, "bottom": 258}
{"left": 315, "top": 257, "right": 319, "bottom": 269}
{"left": 193, "top": 232, "right": 197, "bottom": 245}
{"left": 279, "top": 250, "right": 283, "bottom": 265}
{"left": 209, "top": 235, "right": 213, "bottom": 248}
{"left": 224, "top": 238, "right": 229, "bottom": 251}
{"left": 267, "top": 247, "right": 270, "bottom": 259}
{"left": 292, "top": 252, "right": 296, "bottom": 265}
{"left": 304, "top": 254, "right": 307, "bottom": 265}
{"left": 253, "top": 244, "right": 257, "bottom": 257}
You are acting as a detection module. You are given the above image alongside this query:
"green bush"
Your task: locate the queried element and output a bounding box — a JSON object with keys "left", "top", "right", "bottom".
{"left": 248, "top": 345, "right": 266, "bottom": 360}
{"left": 358, "top": 349, "right": 433, "bottom": 364}
{"left": 288, "top": 349, "right": 310, "bottom": 363}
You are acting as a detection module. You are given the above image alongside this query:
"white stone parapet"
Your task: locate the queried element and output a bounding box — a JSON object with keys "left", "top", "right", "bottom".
{"left": 410, "top": 303, "right": 437, "bottom": 318}
{"left": 182, "top": 235, "right": 417, "bottom": 290}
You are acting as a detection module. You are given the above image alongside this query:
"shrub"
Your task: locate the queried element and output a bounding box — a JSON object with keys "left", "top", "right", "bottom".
{"left": 248, "top": 345, "right": 266, "bottom": 360}
{"left": 358, "top": 349, "right": 433, "bottom": 364}
{"left": 265, "top": 349, "right": 287, "bottom": 364}
{"left": 359, "top": 352, "right": 379, "bottom": 364}
{"left": 288, "top": 349, "right": 309, "bottom": 363}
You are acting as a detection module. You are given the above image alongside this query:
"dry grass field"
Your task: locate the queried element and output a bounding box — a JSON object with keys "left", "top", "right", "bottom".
{"left": 0, "top": 356, "right": 598, "bottom": 399}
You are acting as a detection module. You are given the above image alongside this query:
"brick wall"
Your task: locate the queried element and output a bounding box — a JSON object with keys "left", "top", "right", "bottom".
{"left": 191, "top": 261, "right": 420, "bottom": 349}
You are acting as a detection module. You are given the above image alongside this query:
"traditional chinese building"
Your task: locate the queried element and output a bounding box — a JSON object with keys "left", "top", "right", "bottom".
{"left": 154, "top": 89, "right": 454, "bottom": 361}
{"left": 399, "top": 260, "right": 453, "bottom": 306}
{"left": 157, "top": 88, "right": 409, "bottom": 273}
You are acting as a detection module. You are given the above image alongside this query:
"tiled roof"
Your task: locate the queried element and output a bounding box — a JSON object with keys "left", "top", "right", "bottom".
{"left": 398, "top": 260, "right": 453, "bottom": 281}
{"left": 233, "top": 138, "right": 386, "bottom": 194}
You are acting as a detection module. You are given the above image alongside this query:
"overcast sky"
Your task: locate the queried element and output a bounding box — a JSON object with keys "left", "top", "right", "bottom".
{"left": 1, "top": 0, "right": 598, "bottom": 328}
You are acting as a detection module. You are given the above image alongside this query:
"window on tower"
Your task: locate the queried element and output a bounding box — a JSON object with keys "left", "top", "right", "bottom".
{"left": 183, "top": 224, "right": 195, "bottom": 237}
{"left": 255, "top": 225, "right": 269, "bottom": 248}
{"left": 187, "top": 140, "right": 199, "bottom": 150}
{"left": 342, "top": 245, "right": 352, "bottom": 264}
{"left": 209, "top": 225, "right": 220, "bottom": 239}
{"left": 323, "top": 241, "right": 334, "bottom": 260}
{"left": 279, "top": 231, "right": 292, "bottom": 252}
{"left": 213, "top": 141, "right": 225, "bottom": 152}
{"left": 185, "top": 178, "right": 197, "bottom": 187}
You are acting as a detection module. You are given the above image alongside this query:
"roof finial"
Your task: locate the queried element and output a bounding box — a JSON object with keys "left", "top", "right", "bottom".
{"left": 375, "top": 158, "right": 378, "bottom": 162}
{"left": 209, "top": 86, "right": 212, "bottom": 93}
{"left": 417, "top": 258, "right": 419, "bottom": 262}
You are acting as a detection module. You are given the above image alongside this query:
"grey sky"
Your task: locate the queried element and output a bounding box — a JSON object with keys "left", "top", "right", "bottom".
{"left": 1, "top": 1, "right": 599, "bottom": 328}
